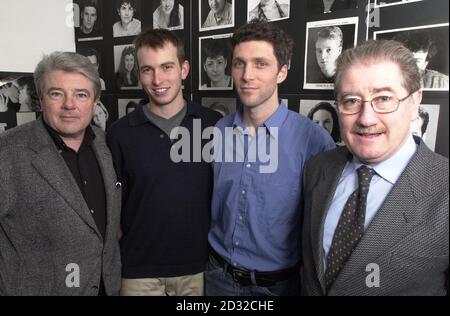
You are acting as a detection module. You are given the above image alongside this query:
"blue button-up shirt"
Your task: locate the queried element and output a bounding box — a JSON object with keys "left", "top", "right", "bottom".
{"left": 209, "top": 102, "right": 335, "bottom": 271}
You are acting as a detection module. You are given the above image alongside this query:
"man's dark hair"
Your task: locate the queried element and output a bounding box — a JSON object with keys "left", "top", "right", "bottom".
{"left": 81, "top": 0, "right": 99, "bottom": 12}
{"left": 418, "top": 107, "right": 430, "bottom": 135}
{"left": 202, "top": 39, "right": 229, "bottom": 64}
{"left": 231, "top": 19, "right": 294, "bottom": 70}
{"left": 134, "top": 28, "right": 185, "bottom": 66}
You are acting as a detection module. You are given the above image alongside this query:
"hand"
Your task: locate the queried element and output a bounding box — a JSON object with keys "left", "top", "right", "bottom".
{"left": 0, "top": 93, "right": 8, "bottom": 112}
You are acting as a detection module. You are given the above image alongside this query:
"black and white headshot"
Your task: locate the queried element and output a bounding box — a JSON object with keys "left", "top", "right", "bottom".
{"left": 304, "top": 17, "right": 358, "bottom": 90}
{"left": 78, "top": 47, "right": 106, "bottom": 90}
{"left": 200, "top": 0, "right": 234, "bottom": 32}
{"left": 307, "top": 0, "right": 358, "bottom": 14}
{"left": 199, "top": 34, "right": 233, "bottom": 90}
{"left": 300, "top": 99, "right": 343, "bottom": 145}
{"left": 202, "top": 97, "right": 236, "bottom": 117}
{"left": 75, "top": 0, "right": 103, "bottom": 41}
{"left": 114, "top": 45, "right": 140, "bottom": 90}
{"left": 375, "top": 0, "right": 424, "bottom": 8}
{"left": 118, "top": 98, "right": 144, "bottom": 118}
{"left": 92, "top": 100, "right": 109, "bottom": 131}
{"left": 375, "top": 24, "right": 449, "bottom": 91}
{"left": 113, "top": 0, "right": 142, "bottom": 38}
{"left": 153, "top": 0, "right": 184, "bottom": 31}
{"left": 14, "top": 76, "right": 40, "bottom": 113}
{"left": 247, "top": 0, "right": 290, "bottom": 23}
{"left": 411, "top": 104, "right": 440, "bottom": 151}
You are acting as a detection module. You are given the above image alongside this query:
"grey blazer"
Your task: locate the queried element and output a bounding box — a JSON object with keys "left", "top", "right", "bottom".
{"left": 0, "top": 119, "right": 121, "bottom": 296}
{"left": 302, "top": 139, "right": 449, "bottom": 296}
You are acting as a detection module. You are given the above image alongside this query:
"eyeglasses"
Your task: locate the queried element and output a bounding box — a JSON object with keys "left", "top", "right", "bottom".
{"left": 335, "top": 91, "right": 416, "bottom": 115}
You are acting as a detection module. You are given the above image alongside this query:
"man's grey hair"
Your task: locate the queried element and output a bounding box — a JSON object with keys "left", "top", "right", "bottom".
{"left": 34, "top": 51, "right": 102, "bottom": 100}
{"left": 334, "top": 40, "right": 421, "bottom": 98}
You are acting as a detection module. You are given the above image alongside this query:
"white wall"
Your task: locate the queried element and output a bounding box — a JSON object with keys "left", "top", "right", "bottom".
{"left": 0, "top": 0, "right": 76, "bottom": 73}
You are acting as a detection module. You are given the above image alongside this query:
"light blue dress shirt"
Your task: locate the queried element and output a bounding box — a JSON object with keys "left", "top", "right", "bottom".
{"left": 323, "top": 135, "right": 418, "bottom": 267}
{"left": 209, "top": 102, "right": 335, "bottom": 272}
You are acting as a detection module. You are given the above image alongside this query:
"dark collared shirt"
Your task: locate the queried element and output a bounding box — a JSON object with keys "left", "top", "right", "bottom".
{"left": 107, "top": 99, "right": 222, "bottom": 278}
{"left": 44, "top": 121, "right": 107, "bottom": 240}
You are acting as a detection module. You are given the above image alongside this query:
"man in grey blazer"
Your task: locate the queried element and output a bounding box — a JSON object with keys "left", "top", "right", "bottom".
{"left": 302, "top": 40, "right": 449, "bottom": 296}
{"left": 0, "top": 52, "right": 121, "bottom": 295}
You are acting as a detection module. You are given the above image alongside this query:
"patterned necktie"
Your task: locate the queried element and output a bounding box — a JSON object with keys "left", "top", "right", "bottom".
{"left": 325, "top": 165, "right": 376, "bottom": 290}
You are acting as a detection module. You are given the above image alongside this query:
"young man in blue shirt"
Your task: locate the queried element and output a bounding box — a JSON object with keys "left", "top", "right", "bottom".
{"left": 206, "top": 19, "right": 335, "bottom": 296}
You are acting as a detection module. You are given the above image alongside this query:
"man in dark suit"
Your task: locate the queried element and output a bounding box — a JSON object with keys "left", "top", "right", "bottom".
{"left": 0, "top": 52, "right": 121, "bottom": 295}
{"left": 302, "top": 40, "right": 448, "bottom": 296}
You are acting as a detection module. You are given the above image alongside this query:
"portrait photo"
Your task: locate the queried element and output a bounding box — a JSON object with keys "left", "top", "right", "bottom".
{"left": 153, "top": 0, "right": 185, "bottom": 31}
{"left": 304, "top": 17, "right": 359, "bottom": 90}
{"left": 200, "top": 0, "right": 234, "bottom": 32}
{"left": 113, "top": 0, "right": 142, "bottom": 38}
{"left": 299, "top": 99, "right": 343, "bottom": 145}
{"left": 375, "top": 0, "right": 424, "bottom": 8}
{"left": 78, "top": 47, "right": 106, "bottom": 90}
{"left": 199, "top": 34, "right": 233, "bottom": 91}
{"left": 114, "top": 44, "right": 141, "bottom": 90}
{"left": 307, "top": 0, "right": 358, "bottom": 14}
{"left": 202, "top": 97, "right": 236, "bottom": 117}
{"left": 411, "top": 104, "right": 440, "bottom": 152}
{"left": 117, "top": 98, "right": 145, "bottom": 118}
{"left": 374, "top": 23, "right": 449, "bottom": 91}
{"left": 247, "top": 0, "right": 290, "bottom": 23}
{"left": 75, "top": 0, "right": 103, "bottom": 41}
{"left": 91, "top": 100, "right": 109, "bottom": 131}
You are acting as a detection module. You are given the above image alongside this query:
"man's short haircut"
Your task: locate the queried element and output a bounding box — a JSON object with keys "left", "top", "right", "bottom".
{"left": 81, "top": 0, "right": 99, "bottom": 12}
{"left": 134, "top": 28, "right": 186, "bottom": 66}
{"left": 34, "top": 52, "right": 102, "bottom": 100}
{"left": 116, "top": 0, "right": 137, "bottom": 11}
{"left": 202, "top": 40, "right": 229, "bottom": 64}
{"left": 317, "top": 26, "right": 343, "bottom": 47}
{"left": 418, "top": 107, "right": 430, "bottom": 135}
{"left": 79, "top": 47, "right": 101, "bottom": 64}
{"left": 231, "top": 19, "right": 294, "bottom": 70}
{"left": 334, "top": 40, "right": 421, "bottom": 98}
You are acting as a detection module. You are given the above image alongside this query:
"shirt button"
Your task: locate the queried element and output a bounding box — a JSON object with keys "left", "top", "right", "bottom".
{"left": 241, "top": 190, "right": 246, "bottom": 195}
{"left": 160, "top": 134, "right": 164, "bottom": 139}
{"left": 239, "top": 216, "right": 243, "bottom": 221}
{"left": 246, "top": 164, "right": 251, "bottom": 168}
{"left": 83, "top": 180, "right": 87, "bottom": 185}
{"left": 90, "top": 209, "right": 95, "bottom": 214}
{"left": 235, "top": 241, "right": 239, "bottom": 246}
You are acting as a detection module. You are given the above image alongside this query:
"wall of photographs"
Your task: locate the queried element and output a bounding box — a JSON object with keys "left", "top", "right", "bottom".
{"left": 0, "top": 0, "right": 448, "bottom": 157}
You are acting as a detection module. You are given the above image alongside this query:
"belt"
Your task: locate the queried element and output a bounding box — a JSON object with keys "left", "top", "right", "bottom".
{"left": 210, "top": 250, "right": 298, "bottom": 287}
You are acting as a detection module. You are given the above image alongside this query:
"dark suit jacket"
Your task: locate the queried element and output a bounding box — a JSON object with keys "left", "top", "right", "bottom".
{"left": 0, "top": 119, "right": 121, "bottom": 296}
{"left": 302, "top": 139, "right": 449, "bottom": 296}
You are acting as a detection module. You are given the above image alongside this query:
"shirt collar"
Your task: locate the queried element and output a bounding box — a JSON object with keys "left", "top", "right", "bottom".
{"left": 232, "top": 100, "right": 288, "bottom": 139}
{"left": 129, "top": 96, "right": 198, "bottom": 126}
{"left": 349, "top": 135, "right": 418, "bottom": 184}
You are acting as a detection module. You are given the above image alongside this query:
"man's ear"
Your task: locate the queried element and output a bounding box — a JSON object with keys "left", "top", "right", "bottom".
{"left": 277, "top": 65, "right": 288, "bottom": 84}
{"left": 181, "top": 60, "right": 190, "bottom": 80}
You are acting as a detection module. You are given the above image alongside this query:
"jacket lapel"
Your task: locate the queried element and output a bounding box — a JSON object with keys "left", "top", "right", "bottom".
{"left": 310, "top": 147, "right": 350, "bottom": 294}
{"left": 330, "top": 141, "right": 431, "bottom": 292}
{"left": 91, "top": 130, "right": 117, "bottom": 243}
{"left": 29, "top": 119, "right": 99, "bottom": 232}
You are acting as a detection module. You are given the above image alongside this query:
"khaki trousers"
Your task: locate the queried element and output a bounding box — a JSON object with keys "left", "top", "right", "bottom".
{"left": 121, "top": 272, "right": 204, "bottom": 296}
